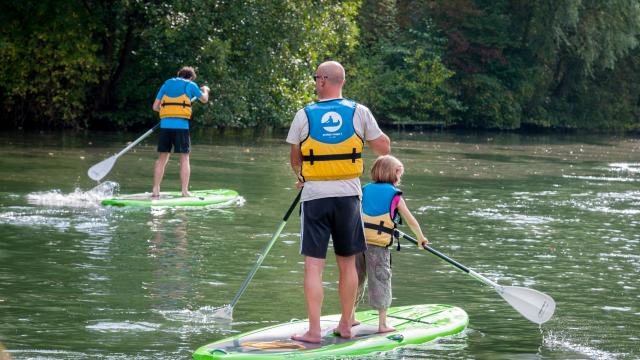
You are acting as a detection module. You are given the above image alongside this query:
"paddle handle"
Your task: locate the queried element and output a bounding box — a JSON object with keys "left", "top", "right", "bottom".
{"left": 395, "top": 230, "right": 500, "bottom": 289}
{"left": 229, "top": 190, "right": 302, "bottom": 308}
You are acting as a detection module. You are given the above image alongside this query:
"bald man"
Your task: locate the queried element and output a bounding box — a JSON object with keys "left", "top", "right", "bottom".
{"left": 287, "top": 61, "right": 391, "bottom": 343}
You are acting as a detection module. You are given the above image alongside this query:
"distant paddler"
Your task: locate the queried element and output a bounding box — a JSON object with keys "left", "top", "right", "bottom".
{"left": 151, "top": 66, "right": 209, "bottom": 198}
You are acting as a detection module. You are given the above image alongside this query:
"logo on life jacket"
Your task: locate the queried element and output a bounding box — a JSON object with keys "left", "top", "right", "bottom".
{"left": 321, "top": 112, "right": 342, "bottom": 133}
{"left": 300, "top": 99, "right": 363, "bottom": 181}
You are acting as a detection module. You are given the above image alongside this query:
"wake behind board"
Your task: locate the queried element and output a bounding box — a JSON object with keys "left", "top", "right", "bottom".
{"left": 102, "top": 189, "right": 239, "bottom": 207}
{"left": 193, "top": 304, "right": 468, "bottom": 359}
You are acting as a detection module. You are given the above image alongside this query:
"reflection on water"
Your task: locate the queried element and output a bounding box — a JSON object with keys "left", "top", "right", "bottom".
{"left": 0, "top": 131, "right": 638, "bottom": 359}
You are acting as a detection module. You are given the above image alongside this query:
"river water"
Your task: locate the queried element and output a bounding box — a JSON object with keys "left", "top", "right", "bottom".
{"left": 0, "top": 130, "right": 638, "bottom": 359}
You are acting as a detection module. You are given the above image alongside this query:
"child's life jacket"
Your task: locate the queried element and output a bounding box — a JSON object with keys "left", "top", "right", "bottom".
{"left": 362, "top": 182, "right": 402, "bottom": 247}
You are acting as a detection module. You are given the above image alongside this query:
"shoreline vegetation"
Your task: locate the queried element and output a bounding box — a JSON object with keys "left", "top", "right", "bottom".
{"left": 4, "top": 124, "right": 638, "bottom": 142}
{"left": 1, "top": 1, "right": 639, "bottom": 132}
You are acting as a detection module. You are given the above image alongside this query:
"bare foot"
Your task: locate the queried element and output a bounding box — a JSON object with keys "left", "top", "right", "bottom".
{"left": 291, "top": 331, "right": 322, "bottom": 344}
{"left": 333, "top": 324, "right": 353, "bottom": 339}
{"left": 182, "top": 191, "right": 193, "bottom": 197}
{"left": 150, "top": 193, "right": 160, "bottom": 199}
{"left": 332, "top": 320, "right": 360, "bottom": 334}
{"left": 377, "top": 325, "right": 396, "bottom": 333}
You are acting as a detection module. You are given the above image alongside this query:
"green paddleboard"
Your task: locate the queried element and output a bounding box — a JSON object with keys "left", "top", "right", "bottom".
{"left": 101, "top": 189, "right": 239, "bottom": 207}
{"left": 193, "top": 304, "right": 468, "bottom": 359}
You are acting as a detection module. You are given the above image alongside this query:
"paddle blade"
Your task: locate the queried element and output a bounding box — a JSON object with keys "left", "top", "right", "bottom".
{"left": 499, "top": 286, "right": 556, "bottom": 324}
{"left": 88, "top": 156, "right": 117, "bottom": 181}
{"left": 208, "top": 305, "right": 233, "bottom": 320}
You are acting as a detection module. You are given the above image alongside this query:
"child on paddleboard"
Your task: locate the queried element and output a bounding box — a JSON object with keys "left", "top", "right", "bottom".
{"left": 355, "top": 154, "right": 429, "bottom": 333}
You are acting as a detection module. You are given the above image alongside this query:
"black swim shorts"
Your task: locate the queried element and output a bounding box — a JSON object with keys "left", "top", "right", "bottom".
{"left": 157, "top": 128, "right": 191, "bottom": 153}
{"left": 300, "top": 196, "right": 367, "bottom": 259}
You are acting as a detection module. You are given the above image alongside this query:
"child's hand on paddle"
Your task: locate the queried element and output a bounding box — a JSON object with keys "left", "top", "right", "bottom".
{"left": 418, "top": 236, "right": 429, "bottom": 249}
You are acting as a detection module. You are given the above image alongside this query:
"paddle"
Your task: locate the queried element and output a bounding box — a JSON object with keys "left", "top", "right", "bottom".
{"left": 87, "top": 93, "right": 202, "bottom": 181}
{"left": 211, "top": 190, "right": 302, "bottom": 320}
{"left": 394, "top": 229, "right": 556, "bottom": 325}
{"left": 87, "top": 124, "right": 160, "bottom": 181}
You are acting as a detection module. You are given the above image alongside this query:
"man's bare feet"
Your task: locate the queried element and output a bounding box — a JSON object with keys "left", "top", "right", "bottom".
{"left": 333, "top": 324, "right": 353, "bottom": 339}
{"left": 291, "top": 331, "right": 322, "bottom": 344}
{"left": 377, "top": 325, "right": 396, "bottom": 333}
{"left": 182, "top": 191, "right": 193, "bottom": 197}
{"left": 150, "top": 193, "right": 160, "bottom": 199}
{"left": 332, "top": 320, "right": 360, "bottom": 334}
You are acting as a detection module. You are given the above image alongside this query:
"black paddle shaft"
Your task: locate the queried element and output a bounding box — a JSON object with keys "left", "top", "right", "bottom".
{"left": 394, "top": 230, "right": 470, "bottom": 274}
{"left": 283, "top": 190, "right": 302, "bottom": 221}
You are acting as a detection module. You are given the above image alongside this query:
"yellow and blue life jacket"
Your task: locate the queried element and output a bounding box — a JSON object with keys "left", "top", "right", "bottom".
{"left": 300, "top": 99, "right": 364, "bottom": 181}
{"left": 362, "top": 182, "right": 402, "bottom": 247}
{"left": 159, "top": 80, "right": 192, "bottom": 119}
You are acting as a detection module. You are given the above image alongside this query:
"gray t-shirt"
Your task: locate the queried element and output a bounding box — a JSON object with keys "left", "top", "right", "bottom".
{"left": 286, "top": 99, "right": 384, "bottom": 202}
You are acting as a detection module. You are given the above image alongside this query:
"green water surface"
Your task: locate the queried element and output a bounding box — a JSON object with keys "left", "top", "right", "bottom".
{"left": 0, "top": 129, "right": 638, "bottom": 359}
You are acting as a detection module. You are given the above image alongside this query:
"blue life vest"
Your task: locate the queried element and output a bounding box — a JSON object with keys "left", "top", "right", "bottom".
{"left": 300, "top": 99, "right": 364, "bottom": 181}
{"left": 362, "top": 182, "right": 402, "bottom": 247}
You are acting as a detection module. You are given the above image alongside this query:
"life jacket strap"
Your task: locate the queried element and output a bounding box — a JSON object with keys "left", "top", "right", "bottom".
{"left": 364, "top": 221, "right": 394, "bottom": 235}
{"left": 302, "top": 148, "right": 362, "bottom": 165}
{"left": 161, "top": 102, "right": 192, "bottom": 108}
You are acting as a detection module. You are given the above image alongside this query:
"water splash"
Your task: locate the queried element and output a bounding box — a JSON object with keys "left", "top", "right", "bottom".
{"left": 543, "top": 330, "right": 624, "bottom": 360}
{"left": 86, "top": 321, "right": 160, "bottom": 332}
{"left": 158, "top": 305, "right": 233, "bottom": 323}
{"left": 26, "top": 181, "right": 119, "bottom": 207}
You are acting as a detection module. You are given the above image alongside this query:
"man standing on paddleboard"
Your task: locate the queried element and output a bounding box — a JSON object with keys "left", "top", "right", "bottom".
{"left": 151, "top": 66, "right": 209, "bottom": 198}
{"left": 287, "top": 61, "right": 390, "bottom": 342}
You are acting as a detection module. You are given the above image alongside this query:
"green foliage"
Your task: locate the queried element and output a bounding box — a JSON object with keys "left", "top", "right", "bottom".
{"left": 345, "top": 2, "right": 457, "bottom": 127}
{"left": 424, "top": 0, "right": 640, "bottom": 130}
{"left": 0, "top": 0, "right": 360, "bottom": 129}
{"left": 520, "top": 0, "right": 640, "bottom": 130}
{"left": 0, "top": 2, "right": 103, "bottom": 128}
{"left": 1, "top": 0, "right": 639, "bottom": 131}
{"left": 106, "top": 0, "right": 361, "bottom": 129}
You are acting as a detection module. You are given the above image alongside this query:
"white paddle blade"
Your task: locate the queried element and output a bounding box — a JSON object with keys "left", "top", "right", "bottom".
{"left": 209, "top": 305, "right": 233, "bottom": 320}
{"left": 87, "top": 156, "right": 117, "bottom": 181}
{"left": 500, "top": 286, "right": 556, "bottom": 324}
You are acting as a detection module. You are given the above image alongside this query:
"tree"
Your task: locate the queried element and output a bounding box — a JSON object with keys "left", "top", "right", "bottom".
{"left": 0, "top": 1, "right": 103, "bottom": 128}
{"left": 0, "top": 0, "right": 362, "bottom": 129}
{"left": 346, "top": 0, "right": 457, "bottom": 127}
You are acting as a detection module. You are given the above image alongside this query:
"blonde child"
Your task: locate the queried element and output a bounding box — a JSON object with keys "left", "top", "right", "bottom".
{"left": 354, "top": 155, "right": 429, "bottom": 333}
